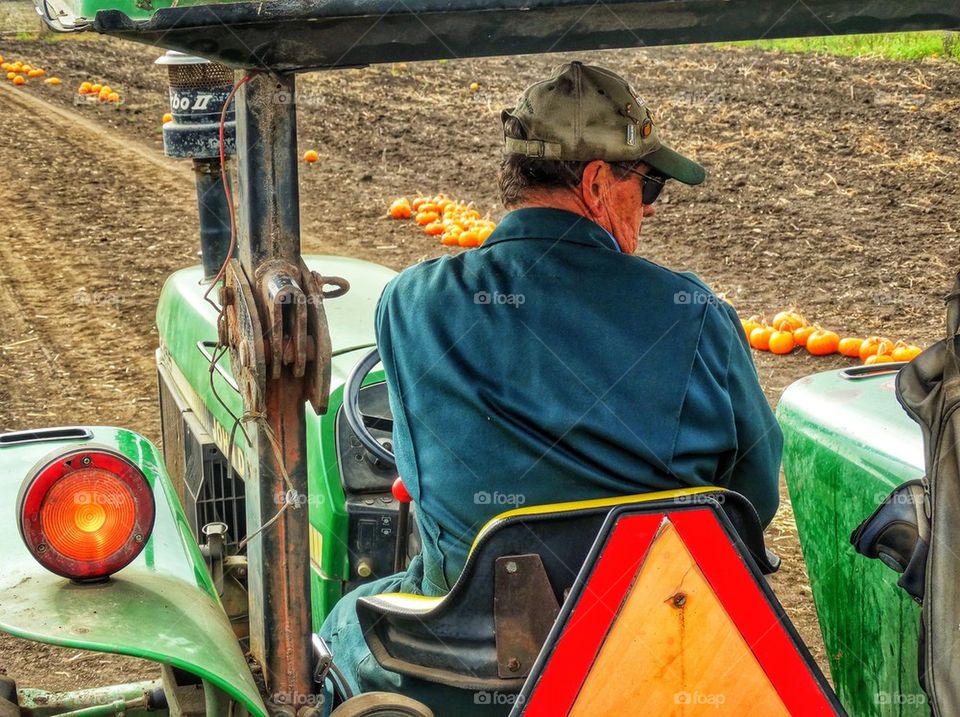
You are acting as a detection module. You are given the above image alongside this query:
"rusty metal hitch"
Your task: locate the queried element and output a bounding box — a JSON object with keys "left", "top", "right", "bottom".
{"left": 218, "top": 258, "right": 345, "bottom": 416}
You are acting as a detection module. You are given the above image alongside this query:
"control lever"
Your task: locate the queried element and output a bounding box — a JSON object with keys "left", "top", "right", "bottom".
{"left": 392, "top": 477, "right": 412, "bottom": 573}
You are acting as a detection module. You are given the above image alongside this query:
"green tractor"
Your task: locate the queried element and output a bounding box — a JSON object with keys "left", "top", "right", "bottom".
{"left": 2, "top": 1, "right": 959, "bottom": 715}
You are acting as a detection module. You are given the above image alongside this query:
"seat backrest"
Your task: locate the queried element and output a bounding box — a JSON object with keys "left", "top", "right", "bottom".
{"left": 356, "top": 488, "right": 774, "bottom": 692}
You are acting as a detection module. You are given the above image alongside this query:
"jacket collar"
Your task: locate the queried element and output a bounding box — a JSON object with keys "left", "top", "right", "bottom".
{"left": 483, "top": 208, "right": 621, "bottom": 253}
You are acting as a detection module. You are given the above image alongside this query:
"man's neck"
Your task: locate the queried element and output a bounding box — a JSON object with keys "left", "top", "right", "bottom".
{"left": 510, "top": 191, "right": 590, "bottom": 218}
{"left": 509, "top": 195, "right": 624, "bottom": 253}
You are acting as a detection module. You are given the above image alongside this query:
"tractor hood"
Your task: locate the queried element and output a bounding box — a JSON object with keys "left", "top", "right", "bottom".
{"left": 155, "top": 255, "right": 395, "bottom": 445}
{"left": 158, "top": 256, "right": 396, "bottom": 365}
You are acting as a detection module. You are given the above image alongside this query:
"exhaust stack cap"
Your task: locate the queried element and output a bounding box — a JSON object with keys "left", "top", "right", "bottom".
{"left": 155, "top": 50, "right": 210, "bottom": 66}
{"left": 156, "top": 51, "right": 236, "bottom": 160}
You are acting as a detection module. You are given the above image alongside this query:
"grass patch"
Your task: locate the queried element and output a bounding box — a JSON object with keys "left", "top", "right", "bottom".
{"left": 736, "top": 31, "right": 960, "bottom": 62}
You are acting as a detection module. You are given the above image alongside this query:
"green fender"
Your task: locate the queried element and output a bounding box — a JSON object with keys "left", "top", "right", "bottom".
{"left": 0, "top": 427, "right": 267, "bottom": 717}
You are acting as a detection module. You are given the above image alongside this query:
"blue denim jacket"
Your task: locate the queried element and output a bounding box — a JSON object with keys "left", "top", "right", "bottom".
{"left": 375, "top": 207, "right": 782, "bottom": 593}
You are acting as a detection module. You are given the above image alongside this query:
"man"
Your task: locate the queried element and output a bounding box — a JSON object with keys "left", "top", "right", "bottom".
{"left": 322, "top": 61, "right": 782, "bottom": 713}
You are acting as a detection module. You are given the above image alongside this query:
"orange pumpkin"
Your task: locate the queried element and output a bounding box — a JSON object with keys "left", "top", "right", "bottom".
{"left": 741, "top": 316, "right": 762, "bottom": 338}
{"left": 838, "top": 337, "right": 863, "bottom": 358}
{"left": 414, "top": 211, "right": 439, "bottom": 226}
{"left": 772, "top": 310, "right": 806, "bottom": 332}
{"left": 388, "top": 198, "right": 412, "bottom": 219}
{"left": 792, "top": 325, "right": 816, "bottom": 347}
{"left": 806, "top": 329, "right": 840, "bottom": 356}
{"left": 749, "top": 326, "right": 773, "bottom": 351}
{"left": 891, "top": 342, "right": 922, "bottom": 362}
{"left": 859, "top": 336, "right": 892, "bottom": 362}
{"left": 768, "top": 329, "right": 796, "bottom": 355}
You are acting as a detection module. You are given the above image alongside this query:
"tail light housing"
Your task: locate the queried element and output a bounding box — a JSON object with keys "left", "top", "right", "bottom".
{"left": 17, "top": 446, "right": 156, "bottom": 581}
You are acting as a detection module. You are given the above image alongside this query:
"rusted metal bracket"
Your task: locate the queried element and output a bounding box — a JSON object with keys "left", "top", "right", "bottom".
{"left": 494, "top": 554, "right": 561, "bottom": 679}
{"left": 220, "top": 259, "right": 266, "bottom": 415}
{"left": 299, "top": 260, "right": 338, "bottom": 415}
{"left": 219, "top": 258, "right": 343, "bottom": 415}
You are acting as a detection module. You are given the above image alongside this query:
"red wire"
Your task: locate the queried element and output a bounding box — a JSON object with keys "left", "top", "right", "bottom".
{"left": 203, "top": 72, "right": 254, "bottom": 307}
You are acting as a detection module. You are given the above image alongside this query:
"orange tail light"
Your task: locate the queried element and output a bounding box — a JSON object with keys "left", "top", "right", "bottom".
{"left": 17, "top": 446, "right": 155, "bottom": 581}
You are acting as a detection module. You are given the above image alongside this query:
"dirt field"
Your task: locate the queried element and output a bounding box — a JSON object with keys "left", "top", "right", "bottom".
{"left": 0, "top": 18, "right": 958, "bottom": 697}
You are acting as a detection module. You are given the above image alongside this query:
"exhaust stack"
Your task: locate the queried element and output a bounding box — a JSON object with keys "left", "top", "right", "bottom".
{"left": 156, "top": 51, "right": 237, "bottom": 280}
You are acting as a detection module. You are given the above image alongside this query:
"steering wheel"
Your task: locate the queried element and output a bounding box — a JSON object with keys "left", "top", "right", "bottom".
{"left": 342, "top": 347, "right": 396, "bottom": 469}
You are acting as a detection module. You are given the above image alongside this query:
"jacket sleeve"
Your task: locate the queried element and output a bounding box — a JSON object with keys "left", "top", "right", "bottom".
{"left": 721, "top": 303, "right": 783, "bottom": 526}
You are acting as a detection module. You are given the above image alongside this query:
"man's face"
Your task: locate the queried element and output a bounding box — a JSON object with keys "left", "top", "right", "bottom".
{"left": 579, "top": 161, "right": 656, "bottom": 254}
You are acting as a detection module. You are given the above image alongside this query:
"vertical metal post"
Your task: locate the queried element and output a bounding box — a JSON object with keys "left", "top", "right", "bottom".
{"left": 234, "top": 72, "right": 313, "bottom": 710}
{"left": 194, "top": 161, "right": 235, "bottom": 279}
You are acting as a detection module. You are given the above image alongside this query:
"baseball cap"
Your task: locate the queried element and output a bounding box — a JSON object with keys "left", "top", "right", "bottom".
{"left": 501, "top": 61, "right": 705, "bottom": 186}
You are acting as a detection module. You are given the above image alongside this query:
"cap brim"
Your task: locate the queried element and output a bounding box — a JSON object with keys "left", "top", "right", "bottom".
{"left": 644, "top": 144, "right": 706, "bottom": 186}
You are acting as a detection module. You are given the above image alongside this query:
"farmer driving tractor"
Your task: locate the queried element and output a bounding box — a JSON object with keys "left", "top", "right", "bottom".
{"left": 321, "top": 60, "right": 783, "bottom": 710}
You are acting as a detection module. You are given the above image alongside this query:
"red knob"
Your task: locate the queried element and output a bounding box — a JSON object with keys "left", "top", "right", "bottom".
{"left": 392, "top": 477, "right": 412, "bottom": 503}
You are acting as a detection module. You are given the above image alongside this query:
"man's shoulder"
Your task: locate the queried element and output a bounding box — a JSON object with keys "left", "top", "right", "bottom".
{"left": 627, "top": 258, "right": 741, "bottom": 333}
{"left": 623, "top": 256, "right": 722, "bottom": 302}
{"left": 628, "top": 256, "right": 711, "bottom": 293}
{"left": 381, "top": 255, "right": 455, "bottom": 301}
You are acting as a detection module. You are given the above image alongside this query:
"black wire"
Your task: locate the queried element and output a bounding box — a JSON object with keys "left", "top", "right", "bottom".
{"left": 328, "top": 663, "right": 354, "bottom": 702}
{"left": 209, "top": 344, "right": 250, "bottom": 449}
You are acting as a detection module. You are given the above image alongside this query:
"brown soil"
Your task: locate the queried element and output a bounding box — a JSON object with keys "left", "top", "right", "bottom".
{"left": 0, "top": 24, "right": 958, "bottom": 696}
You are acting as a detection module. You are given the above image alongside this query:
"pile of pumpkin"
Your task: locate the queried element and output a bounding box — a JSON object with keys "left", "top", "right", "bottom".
{"left": 78, "top": 81, "right": 122, "bottom": 104}
{"left": 388, "top": 195, "right": 497, "bottom": 248}
{"left": 0, "top": 54, "right": 60, "bottom": 86}
{"left": 742, "top": 310, "right": 922, "bottom": 364}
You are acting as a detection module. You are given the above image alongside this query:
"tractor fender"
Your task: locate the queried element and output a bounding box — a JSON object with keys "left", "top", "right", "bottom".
{"left": 0, "top": 427, "right": 267, "bottom": 717}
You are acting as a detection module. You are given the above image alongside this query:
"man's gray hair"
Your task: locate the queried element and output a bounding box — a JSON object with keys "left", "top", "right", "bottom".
{"left": 497, "top": 116, "right": 640, "bottom": 208}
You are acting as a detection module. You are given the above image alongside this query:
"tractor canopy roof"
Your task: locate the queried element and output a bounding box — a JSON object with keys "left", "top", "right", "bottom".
{"left": 75, "top": 0, "right": 960, "bottom": 73}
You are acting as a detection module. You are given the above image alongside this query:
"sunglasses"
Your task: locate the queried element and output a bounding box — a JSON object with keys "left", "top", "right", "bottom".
{"left": 623, "top": 167, "right": 668, "bottom": 206}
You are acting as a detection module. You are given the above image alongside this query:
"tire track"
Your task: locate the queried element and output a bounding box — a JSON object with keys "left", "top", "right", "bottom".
{"left": 0, "top": 82, "right": 198, "bottom": 438}
{"left": 0, "top": 76, "right": 201, "bottom": 692}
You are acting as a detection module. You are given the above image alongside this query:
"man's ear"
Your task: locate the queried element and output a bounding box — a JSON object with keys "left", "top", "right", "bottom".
{"left": 579, "top": 160, "right": 608, "bottom": 218}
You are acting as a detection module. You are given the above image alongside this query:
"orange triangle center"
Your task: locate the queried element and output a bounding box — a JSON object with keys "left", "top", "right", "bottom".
{"left": 568, "top": 520, "right": 790, "bottom": 715}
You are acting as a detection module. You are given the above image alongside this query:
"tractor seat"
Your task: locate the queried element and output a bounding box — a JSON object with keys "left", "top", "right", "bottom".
{"left": 356, "top": 487, "right": 777, "bottom": 693}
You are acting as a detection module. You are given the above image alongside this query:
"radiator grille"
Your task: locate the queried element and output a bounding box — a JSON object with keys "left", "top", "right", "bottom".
{"left": 158, "top": 366, "right": 247, "bottom": 552}
{"left": 195, "top": 454, "right": 246, "bottom": 552}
